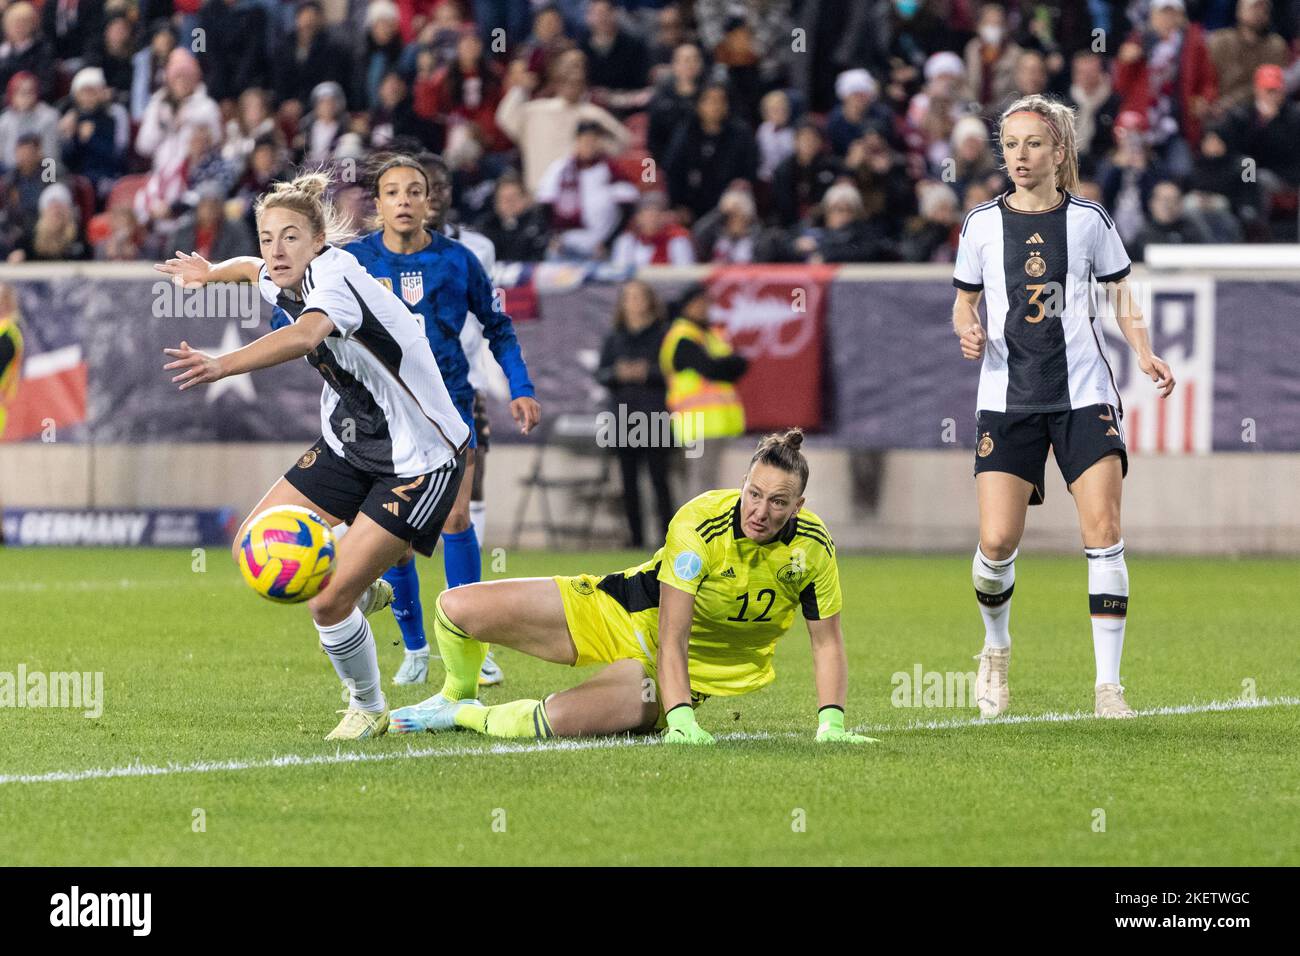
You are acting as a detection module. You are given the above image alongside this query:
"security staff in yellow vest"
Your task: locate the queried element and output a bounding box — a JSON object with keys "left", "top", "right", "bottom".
{"left": 0, "top": 285, "right": 23, "bottom": 442}
{"left": 659, "top": 283, "right": 748, "bottom": 501}
{"left": 0, "top": 285, "right": 23, "bottom": 546}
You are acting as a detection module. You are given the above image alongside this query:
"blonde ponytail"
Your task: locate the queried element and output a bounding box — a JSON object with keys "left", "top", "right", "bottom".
{"left": 254, "top": 168, "right": 357, "bottom": 247}
{"left": 998, "top": 94, "right": 1081, "bottom": 194}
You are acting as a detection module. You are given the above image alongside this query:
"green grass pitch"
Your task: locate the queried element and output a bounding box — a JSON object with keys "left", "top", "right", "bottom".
{"left": 1, "top": 547, "right": 1296, "bottom": 866}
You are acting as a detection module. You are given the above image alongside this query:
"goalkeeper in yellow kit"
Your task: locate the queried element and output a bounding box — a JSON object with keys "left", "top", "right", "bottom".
{"left": 390, "top": 429, "right": 875, "bottom": 745}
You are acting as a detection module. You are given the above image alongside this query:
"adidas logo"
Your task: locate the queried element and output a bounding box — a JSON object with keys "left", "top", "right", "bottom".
{"left": 1105, "top": 426, "right": 1119, "bottom": 437}
{"left": 720, "top": 568, "right": 736, "bottom": 578}
{"left": 383, "top": 501, "right": 400, "bottom": 515}
{"left": 1025, "top": 233, "right": 1045, "bottom": 244}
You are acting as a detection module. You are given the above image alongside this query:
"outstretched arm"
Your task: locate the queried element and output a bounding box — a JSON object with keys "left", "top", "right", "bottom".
{"left": 807, "top": 614, "right": 877, "bottom": 744}
{"left": 164, "top": 310, "right": 334, "bottom": 390}
{"left": 154, "top": 250, "right": 262, "bottom": 288}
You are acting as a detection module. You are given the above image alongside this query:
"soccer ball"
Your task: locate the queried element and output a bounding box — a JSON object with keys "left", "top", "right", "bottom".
{"left": 237, "top": 506, "right": 336, "bottom": 604}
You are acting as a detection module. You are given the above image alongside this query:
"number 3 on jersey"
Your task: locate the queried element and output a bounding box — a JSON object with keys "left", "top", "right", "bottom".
{"left": 1025, "top": 283, "right": 1046, "bottom": 324}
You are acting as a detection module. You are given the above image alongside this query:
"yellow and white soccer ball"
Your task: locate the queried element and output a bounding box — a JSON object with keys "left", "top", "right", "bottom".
{"left": 237, "top": 506, "right": 336, "bottom": 604}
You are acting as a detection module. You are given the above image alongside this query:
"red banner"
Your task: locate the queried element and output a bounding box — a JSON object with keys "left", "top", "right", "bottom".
{"left": 705, "top": 264, "right": 834, "bottom": 431}
{"left": 1, "top": 349, "right": 86, "bottom": 442}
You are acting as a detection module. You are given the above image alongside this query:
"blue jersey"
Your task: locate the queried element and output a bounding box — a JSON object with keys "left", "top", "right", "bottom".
{"left": 343, "top": 229, "right": 534, "bottom": 405}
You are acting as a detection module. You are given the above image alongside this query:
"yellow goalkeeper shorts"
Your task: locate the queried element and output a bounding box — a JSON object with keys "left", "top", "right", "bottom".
{"left": 554, "top": 574, "right": 657, "bottom": 671}
{"left": 553, "top": 574, "right": 707, "bottom": 727}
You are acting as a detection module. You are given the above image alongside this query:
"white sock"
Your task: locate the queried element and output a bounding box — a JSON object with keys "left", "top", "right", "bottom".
{"left": 316, "top": 608, "right": 386, "bottom": 712}
{"left": 405, "top": 646, "right": 429, "bottom": 659}
{"left": 469, "top": 500, "right": 486, "bottom": 549}
{"left": 973, "top": 546, "right": 1016, "bottom": 649}
{"left": 1086, "top": 540, "right": 1128, "bottom": 686}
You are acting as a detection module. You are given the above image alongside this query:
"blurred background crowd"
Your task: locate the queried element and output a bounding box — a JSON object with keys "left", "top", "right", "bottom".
{"left": 2, "top": 0, "right": 1299, "bottom": 266}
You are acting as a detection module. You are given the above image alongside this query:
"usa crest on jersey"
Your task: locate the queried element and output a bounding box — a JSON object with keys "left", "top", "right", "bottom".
{"left": 400, "top": 272, "right": 424, "bottom": 306}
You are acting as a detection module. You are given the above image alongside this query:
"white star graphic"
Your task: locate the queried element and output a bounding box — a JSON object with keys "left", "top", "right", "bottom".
{"left": 199, "top": 321, "right": 257, "bottom": 404}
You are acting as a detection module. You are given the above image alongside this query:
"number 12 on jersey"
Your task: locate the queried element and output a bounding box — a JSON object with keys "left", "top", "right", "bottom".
{"left": 728, "top": 589, "right": 776, "bottom": 622}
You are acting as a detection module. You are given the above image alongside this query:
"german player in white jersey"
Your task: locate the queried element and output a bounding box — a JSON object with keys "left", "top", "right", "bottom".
{"left": 156, "top": 172, "right": 471, "bottom": 740}
{"left": 951, "top": 95, "right": 1176, "bottom": 720}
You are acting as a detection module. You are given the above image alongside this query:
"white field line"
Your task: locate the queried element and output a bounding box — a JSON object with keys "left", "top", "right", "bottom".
{"left": 852, "top": 694, "right": 1300, "bottom": 733}
{"left": 1, "top": 695, "right": 1296, "bottom": 788}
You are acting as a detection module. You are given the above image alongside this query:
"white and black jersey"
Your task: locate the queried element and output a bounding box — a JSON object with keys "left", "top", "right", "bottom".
{"left": 257, "top": 245, "right": 471, "bottom": 476}
{"left": 953, "top": 190, "right": 1131, "bottom": 413}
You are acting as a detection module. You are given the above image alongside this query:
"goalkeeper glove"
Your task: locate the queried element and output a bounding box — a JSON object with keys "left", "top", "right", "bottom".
{"left": 662, "top": 704, "right": 715, "bottom": 745}
{"left": 815, "top": 706, "right": 879, "bottom": 744}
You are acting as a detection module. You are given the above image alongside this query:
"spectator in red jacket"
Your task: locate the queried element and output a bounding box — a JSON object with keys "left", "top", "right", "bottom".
{"left": 424, "top": 29, "right": 508, "bottom": 153}
{"left": 394, "top": 0, "right": 441, "bottom": 45}
{"left": 1114, "top": 0, "right": 1218, "bottom": 179}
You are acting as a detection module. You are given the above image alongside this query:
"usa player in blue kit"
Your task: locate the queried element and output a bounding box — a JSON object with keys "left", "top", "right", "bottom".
{"left": 348, "top": 154, "right": 541, "bottom": 685}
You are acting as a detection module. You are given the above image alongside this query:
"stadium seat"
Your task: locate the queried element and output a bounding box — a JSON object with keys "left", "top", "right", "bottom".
{"left": 611, "top": 149, "right": 655, "bottom": 193}
{"left": 509, "top": 412, "right": 622, "bottom": 550}
{"left": 107, "top": 174, "right": 150, "bottom": 212}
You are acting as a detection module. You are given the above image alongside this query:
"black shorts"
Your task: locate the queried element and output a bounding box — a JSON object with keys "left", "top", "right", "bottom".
{"left": 472, "top": 390, "right": 490, "bottom": 452}
{"left": 284, "top": 439, "right": 465, "bottom": 556}
{"left": 973, "top": 403, "right": 1127, "bottom": 505}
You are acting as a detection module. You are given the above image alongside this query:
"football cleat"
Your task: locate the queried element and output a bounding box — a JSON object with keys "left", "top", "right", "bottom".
{"left": 975, "top": 645, "right": 1010, "bottom": 718}
{"left": 355, "top": 578, "right": 394, "bottom": 617}
{"left": 390, "top": 693, "right": 477, "bottom": 734}
{"left": 392, "top": 649, "right": 429, "bottom": 685}
{"left": 478, "top": 650, "right": 503, "bottom": 687}
{"left": 1095, "top": 683, "right": 1136, "bottom": 719}
{"left": 325, "top": 706, "right": 389, "bottom": 740}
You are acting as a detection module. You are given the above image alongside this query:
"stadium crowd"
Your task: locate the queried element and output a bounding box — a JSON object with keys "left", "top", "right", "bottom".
{"left": 1, "top": 0, "right": 1299, "bottom": 266}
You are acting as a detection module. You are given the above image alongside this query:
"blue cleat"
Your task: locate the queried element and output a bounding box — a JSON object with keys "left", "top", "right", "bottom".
{"left": 389, "top": 693, "right": 478, "bottom": 734}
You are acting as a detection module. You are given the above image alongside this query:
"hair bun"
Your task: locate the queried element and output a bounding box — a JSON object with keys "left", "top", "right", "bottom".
{"left": 296, "top": 171, "right": 330, "bottom": 201}
{"left": 749, "top": 428, "right": 810, "bottom": 493}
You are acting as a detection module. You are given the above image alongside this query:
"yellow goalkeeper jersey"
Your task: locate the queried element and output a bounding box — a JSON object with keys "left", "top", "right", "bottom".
{"left": 593, "top": 488, "right": 842, "bottom": 695}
